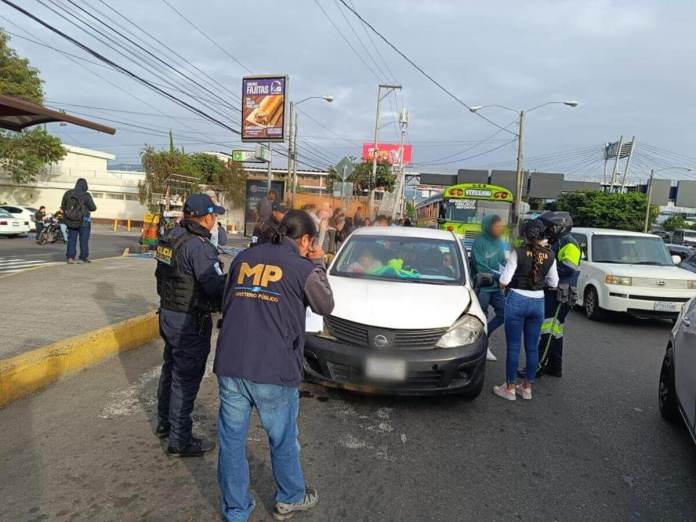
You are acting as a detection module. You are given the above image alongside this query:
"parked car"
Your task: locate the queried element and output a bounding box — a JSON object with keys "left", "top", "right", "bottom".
{"left": 650, "top": 229, "right": 671, "bottom": 243}
{"left": 679, "top": 251, "right": 696, "bottom": 273}
{"left": 0, "top": 205, "right": 34, "bottom": 232}
{"left": 572, "top": 228, "right": 696, "bottom": 320}
{"left": 0, "top": 208, "right": 31, "bottom": 237}
{"left": 304, "top": 226, "right": 489, "bottom": 397}
{"left": 659, "top": 297, "right": 696, "bottom": 446}
{"left": 671, "top": 228, "right": 696, "bottom": 248}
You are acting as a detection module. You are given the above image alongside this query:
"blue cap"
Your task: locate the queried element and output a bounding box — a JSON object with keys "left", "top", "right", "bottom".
{"left": 184, "top": 194, "right": 225, "bottom": 217}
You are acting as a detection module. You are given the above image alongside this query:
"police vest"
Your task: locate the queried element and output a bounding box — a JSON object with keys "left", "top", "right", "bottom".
{"left": 509, "top": 245, "right": 555, "bottom": 291}
{"left": 155, "top": 229, "right": 215, "bottom": 314}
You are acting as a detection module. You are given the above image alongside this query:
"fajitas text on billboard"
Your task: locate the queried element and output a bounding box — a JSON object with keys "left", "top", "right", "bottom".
{"left": 362, "top": 143, "right": 412, "bottom": 164}
{"left": 241, "top": 75, "right": 288, "bottom": 142}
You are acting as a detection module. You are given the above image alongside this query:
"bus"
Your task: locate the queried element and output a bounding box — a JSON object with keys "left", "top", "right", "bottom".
{"left": 416, "top": 183, "right": 514, "bottom": 249}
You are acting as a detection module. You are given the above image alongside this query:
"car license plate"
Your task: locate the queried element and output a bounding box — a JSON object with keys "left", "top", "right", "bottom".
{"left": 12, "top": 222, "right": 19, "bottom": 226}
{"left": 365, "top": 358, "right": 406, "bottom": 381}
{"left": 654, "top": 302, "right": 678, "bottom": 312}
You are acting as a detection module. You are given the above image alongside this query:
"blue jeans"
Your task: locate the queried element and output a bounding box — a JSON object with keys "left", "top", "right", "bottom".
{"left": 477, "top": 289, "right": 505, "bottom": 335}
{"left": 66, "top": 221, "right": 91, "bottom": 260}
{"left": 59, "top": 223, "right": 69, "bottom": 242}
{"left": 217, "top": 377, "right": 305, "bottom": 522}
{"left": 504, "top": 291, "right": 544, "bottom": 384}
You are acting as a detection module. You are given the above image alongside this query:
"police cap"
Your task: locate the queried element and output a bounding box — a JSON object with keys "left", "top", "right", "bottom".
{"left": 184, "top": 193, "right": 225, "bottom": 217}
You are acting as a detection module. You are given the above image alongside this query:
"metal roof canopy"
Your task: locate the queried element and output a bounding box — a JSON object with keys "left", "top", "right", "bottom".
{"left": 0, "top": 94, "right": 115, "bottom": 134}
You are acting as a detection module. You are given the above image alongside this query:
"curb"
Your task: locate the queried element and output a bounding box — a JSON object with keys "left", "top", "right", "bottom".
{"left": 0, "top": 311, "right": 159, "bottom": 408}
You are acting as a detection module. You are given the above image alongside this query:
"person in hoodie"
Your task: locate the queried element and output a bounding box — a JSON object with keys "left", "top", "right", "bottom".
{"left": 470, "top": 214, "right": 507, "bottom": 362}
{"left": 60, "top": 178, "right": 97, "bottom": 264}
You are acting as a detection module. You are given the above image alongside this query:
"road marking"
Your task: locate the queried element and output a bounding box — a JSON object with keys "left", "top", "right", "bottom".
{"left": 0, "top": 257, "right": 50, "bottom": 273}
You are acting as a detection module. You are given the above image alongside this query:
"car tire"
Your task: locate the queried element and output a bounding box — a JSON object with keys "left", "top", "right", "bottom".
{"left": 584, "top": 286, "right": 607, "bottom": 321}
{"left": 659, "top": 343, "right": 680, "bottom": 424}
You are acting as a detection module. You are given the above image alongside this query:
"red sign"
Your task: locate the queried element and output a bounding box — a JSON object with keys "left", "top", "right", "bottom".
{"left": 362, "top": 143, "right": 412, "bottom": 164}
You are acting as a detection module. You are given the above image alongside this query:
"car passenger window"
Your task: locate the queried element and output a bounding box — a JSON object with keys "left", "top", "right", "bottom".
{"left": 572, "top": 233, "right": 588, "bottom": 259}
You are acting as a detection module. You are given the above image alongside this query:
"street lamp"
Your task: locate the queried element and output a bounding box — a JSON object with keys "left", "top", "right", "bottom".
{"left": 288, "top": 96, "right": 334, "bottom": 205}
{"left": 644, "top": 166, "right": 693, "bottom": 232}
{"left": 469, "top": 100, "right": 579, "bottom": 230}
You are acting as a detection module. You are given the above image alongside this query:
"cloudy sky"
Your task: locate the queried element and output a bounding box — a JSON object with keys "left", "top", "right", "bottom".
{"left": 2, "top": 0, "right": 695, "bottom": 181}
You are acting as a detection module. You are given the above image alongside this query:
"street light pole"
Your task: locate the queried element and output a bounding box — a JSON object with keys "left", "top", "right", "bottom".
{"left": 644, "top": 168, "right": 654, "bottom": 233}
{"left": 514, "top": 109, "right": 525, "bottom": 230}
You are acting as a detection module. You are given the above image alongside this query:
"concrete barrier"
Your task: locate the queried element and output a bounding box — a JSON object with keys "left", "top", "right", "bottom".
{"left": 0, "top": 311, "right": 159, "bottom": 408}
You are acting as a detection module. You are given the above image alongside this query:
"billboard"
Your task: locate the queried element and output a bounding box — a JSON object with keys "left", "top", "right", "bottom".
{"left": 676, "top": 180, "right": 696, "bottom": 209}
{"left": 241, "top": 75, "right": 288, "bottom": 142}
{"left": 528, "top": 172, "right": 563, "bottom": 199}
{"left": 456, "top": 169, "right": 489, "bottom": 184}
{"left": 244, "top": 179, "right": 285, "bottom": 236}
{"left": 362, "top": 143, "right": 412, "bottom": 164}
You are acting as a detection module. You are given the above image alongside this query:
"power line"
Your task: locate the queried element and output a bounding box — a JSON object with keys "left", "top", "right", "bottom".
{"left": 1, "top": 0, "right": 241, "bottom": 135}
{"left": 159, "top": 0, "right": 252, "bottom": 73}
{"left": 336, "top": 0, "right": 518, "bottom": 137}
{"left": 413, "top": 138, "right": 517, "bottom": 167}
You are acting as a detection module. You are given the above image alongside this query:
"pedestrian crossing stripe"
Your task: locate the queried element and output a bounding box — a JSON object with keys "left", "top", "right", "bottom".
{"left": 0, "top": 258, "right": 50, "bottom": 274}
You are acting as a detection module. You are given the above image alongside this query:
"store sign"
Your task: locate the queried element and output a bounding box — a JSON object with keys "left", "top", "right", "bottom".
{"left": 361, "top": 143, "right": 412, "bottom": 164}
{"left": 241, "top": 75, "right": 288, "bottom": 142}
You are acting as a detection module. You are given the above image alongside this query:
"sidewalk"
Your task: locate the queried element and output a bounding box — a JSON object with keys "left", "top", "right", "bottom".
{"left": 1, "top": 256, "right": 158, "bottom": 359}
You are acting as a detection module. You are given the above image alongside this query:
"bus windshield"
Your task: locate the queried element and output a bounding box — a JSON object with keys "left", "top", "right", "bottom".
{"left": 444, "top": 199, "right": 512, "bottom": 225}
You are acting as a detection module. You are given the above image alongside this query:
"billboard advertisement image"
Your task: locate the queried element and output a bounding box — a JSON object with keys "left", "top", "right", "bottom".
{"left": 241, "top": 75, "right": 288, "bottom": 142}
{"left": 362, "top": 143, "right": 412, "bottom": 164}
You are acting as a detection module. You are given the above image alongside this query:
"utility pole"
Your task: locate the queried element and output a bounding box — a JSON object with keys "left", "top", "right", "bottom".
{"left": 369, "top": 84, "right": 401, "bottom": 218}
{"left": 287, "top": 101, "right": 295, "bottom": 205}
{"left": 513, "top": 109, "right": 525, "bottom": 231}
{"left": 266, "top": 141, "right": 273, "bottom": 192}
{"left": 644, "top": 168, "right": 654, "bottom": 233}
{"left": 608, "top": 135, "right": 623, "bottom": 192}
{"left": 392, "top": 108, "right": 409, "bottom": 220}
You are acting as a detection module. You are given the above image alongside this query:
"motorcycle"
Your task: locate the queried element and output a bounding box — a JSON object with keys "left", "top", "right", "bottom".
{"left": 37, "top": 216, "right": 65, "bottom": 245}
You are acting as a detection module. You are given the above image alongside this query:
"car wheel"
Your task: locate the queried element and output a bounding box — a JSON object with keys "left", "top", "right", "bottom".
{"left": 584, "top": 286, "right": 607, "bottom": 321}
{"left": 659, "top": 343, "right": 680, "bottom": 424}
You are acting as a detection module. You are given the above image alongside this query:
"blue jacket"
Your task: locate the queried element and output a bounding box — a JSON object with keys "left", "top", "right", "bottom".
{"left": 470, "top": 215, "right": 507, "bottom": 292}
{"left": 214, "top": 238, "right": 334, "bottom": 387}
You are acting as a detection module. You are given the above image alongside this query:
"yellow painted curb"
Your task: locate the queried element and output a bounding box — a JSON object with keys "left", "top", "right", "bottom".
{"left": 0, "top": 311, "right": 159, "bottom": 408}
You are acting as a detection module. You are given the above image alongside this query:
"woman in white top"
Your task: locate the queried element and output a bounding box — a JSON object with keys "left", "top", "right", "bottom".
{"left": 493, "top": 219, "right": 558, "bottom": 401}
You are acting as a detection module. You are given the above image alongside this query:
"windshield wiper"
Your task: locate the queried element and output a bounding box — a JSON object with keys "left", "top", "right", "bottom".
{"left": 632, "top": 261, "right": 667, "bottom": 265}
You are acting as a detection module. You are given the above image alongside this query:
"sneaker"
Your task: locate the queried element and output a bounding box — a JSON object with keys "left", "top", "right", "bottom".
{"left": 492, "top": 384, "right": 516, "bottom": 401}
{"left": 155, "top": 423, "right": 170, "bottom": 439}
{"left": 486, "top": 348, "right": 497, "bottom": 362}
{"left": 272, "top": 487, "right": 319, "bottom": 520}
{"left": 79, "top": 258, "right": 91, "bottom": 263}
{"left": 515, "top": 384, "right": 532, "bottom": 400}
{"left": 167, "top": 437, "right": 215, "bottom": 457}
{"left": 67, "top": 258, "right": 76, "bottom": 264}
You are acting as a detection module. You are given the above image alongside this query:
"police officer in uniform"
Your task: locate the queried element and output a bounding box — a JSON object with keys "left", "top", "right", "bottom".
{"left": 250, "top": 201, "right": 287, "bottom": 247}
{"left": 536, "top": 211, "right": 581, "bottom": 377}
{"left": 155, "top": 193, "right": 226, "bottom": 456}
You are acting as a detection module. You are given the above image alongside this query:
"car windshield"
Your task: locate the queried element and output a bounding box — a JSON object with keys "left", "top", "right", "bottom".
{"left": 592, "top": 235, "right": 674, "bottom": 265}
{"left": 444, "top": 199, "right": 511, "bottom": 225}
{"left": 331, "top": 235, "right": 464, "bottom": 284}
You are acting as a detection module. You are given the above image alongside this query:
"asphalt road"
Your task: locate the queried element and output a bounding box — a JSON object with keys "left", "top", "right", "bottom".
{"left": 0, "top": 225, "right": 140, "bottom": 273}
{"left": 1, "top": 312, "right": 695, "bottom": 521}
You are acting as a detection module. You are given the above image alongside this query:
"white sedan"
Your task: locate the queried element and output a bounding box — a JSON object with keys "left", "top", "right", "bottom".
{"left": 572, "top": 227, "right": 696, "bottom": 320}
{"left": 0, "top": 205, "right": 35, "bottom": 231}
{"left": 0, "top": 208, "right": 31, "bottom": 237}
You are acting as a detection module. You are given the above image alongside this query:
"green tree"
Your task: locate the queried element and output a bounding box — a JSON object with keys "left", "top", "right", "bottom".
{"left": 661, "top": 215, "right": 686, "bottom": 232}
{"left": 328, "top": 158, "right": 396, "bottom": 195}
{"left": 0, "top": 29, "right": 65, "bottom": 184}
{"left": 193, "top": 153, "right": 247, "bottom": 209}
{"left": 555, "top": 191, "right": 658, "bottom": 232}
{"left": 139, "top": 143, "right": 197, "bottom": 207}
{"left": 405, "top": 200, "right": 416, "bottom": 220}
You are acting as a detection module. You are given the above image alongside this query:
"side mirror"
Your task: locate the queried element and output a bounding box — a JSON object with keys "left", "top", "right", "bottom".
{"left": 672, "top": 254, "right": 682, "bottom": 265}
{"left": 474, "top": 272, "right": 494, "bottom": 290}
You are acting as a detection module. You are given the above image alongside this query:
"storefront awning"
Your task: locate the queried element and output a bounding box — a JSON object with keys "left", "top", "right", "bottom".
{"left": 0, "top": 94, "right": 116, "bottom": 134}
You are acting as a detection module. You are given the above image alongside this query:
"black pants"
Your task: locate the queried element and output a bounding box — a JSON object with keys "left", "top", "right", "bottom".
{"left": 157, "top": 308, "right": 212, "bottom": 449}
{"left": 538, "top": 289, "right": 570, "bottom": 373}
{"left": 35, "top": 221, "right": 43, "bottom": 239}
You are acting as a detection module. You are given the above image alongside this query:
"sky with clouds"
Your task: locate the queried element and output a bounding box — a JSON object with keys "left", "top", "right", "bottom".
{"left": 2, "top": 0, "right": 695, "bottom": 180}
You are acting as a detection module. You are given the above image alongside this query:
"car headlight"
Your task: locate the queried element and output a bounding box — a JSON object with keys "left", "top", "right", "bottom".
{"left": 688, "top": 280, "right": 696, "bottom": 289}
{"left": 605, "top": 275, "right": 632, "bottom": 285}
{"left": 436, "top": 315, "right": 484, "bottom": 348}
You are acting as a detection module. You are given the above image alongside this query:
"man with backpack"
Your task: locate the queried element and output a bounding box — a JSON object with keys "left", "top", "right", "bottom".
{"left": 61, "top": 178, "right": 97, "bottom": 264}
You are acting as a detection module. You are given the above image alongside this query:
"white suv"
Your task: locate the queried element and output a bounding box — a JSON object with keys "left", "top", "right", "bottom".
{"left": 572, "top": 228, "right": 696, "bottom": 320}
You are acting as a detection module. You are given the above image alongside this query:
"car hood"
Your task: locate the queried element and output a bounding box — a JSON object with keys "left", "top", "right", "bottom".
{"left": 589, "top": 262, "right": 696, "bottom": 280}
{"left": 327, "top": 274, "right": 478, "bottom": 330}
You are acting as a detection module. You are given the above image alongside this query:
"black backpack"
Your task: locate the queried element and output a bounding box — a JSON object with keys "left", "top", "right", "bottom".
{"left": 63, "top": 192, "right": 85, "bottom": 229}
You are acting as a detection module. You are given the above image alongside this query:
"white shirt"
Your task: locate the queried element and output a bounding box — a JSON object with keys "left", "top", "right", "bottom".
{"left": 499, "top": 249, "right": 559, "bottom": 298}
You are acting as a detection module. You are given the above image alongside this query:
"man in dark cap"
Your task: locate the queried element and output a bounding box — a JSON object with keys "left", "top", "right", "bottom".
{"left": 154, "top": 193, "right": 227, "bottom": 457}
{"left": 250, "top": 201, "right": 288, "bottom": 247}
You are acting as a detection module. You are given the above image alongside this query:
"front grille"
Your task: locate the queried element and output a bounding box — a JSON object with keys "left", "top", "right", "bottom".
{"left": 627, "top": 295, "right": 691, "bottom": 302}
{"left": 631, "top": 277, "right": 687, "bottom": 289}
{"left": 325, "top": 316, "right": 446, "bottom": 349}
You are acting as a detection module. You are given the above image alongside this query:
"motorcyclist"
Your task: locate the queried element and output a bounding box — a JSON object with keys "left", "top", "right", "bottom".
{"left": 536, "top": 211, "right": 581, "bottom": 377}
